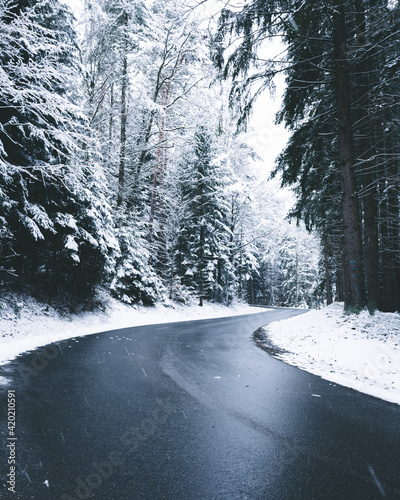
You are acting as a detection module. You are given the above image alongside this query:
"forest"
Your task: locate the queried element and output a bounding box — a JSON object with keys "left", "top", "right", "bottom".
{"left": 0, "top": 0, "right": 398, "bottom": 313}
{"left": 216, "top": 0, "right": 400, "bottom": 313}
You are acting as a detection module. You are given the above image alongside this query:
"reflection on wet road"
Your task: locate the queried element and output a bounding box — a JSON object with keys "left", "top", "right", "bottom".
{"left": 1, "top": 308, "right": 399, "bottom": 499}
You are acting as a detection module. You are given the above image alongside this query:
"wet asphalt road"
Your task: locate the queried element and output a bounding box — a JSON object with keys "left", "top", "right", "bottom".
{"left": 1, "top": 307, "right": 400, "bottom": 500}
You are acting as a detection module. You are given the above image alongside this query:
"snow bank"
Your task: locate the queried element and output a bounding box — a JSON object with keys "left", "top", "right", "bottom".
{"left": 0, "top": 295, "right": 270, "bottom": 366}
{"left": 261, "top": 303, "right": 400, "bottom": 405}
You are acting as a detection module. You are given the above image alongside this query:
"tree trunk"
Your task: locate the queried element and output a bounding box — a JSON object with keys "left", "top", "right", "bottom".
{"left": 199, "top": 225, "right": 205, "bottom": 307}
{"left": 295, "top": 246, "right": 299, "bottom": 307}
{"left": 117, "top": 18, "right": 128, "bottom": 208}
{"left": 149, "top": 83, "right": 170, "bottom": 236}
{"left": 109, "top": 82, "right": 114, "bottom": 144}
{"left": 323, "top": 234, "right": 333, "bottom": 305}
{"left": 380, "top": 164, "right": 400, "bottom": 312}
{"left": 363, "top": 184, "right": 379, "bottom": 312}
{"left": 354, "top": 0, "right": 379, "bottom": 313}
{"left": 132, "top": 112, "right": 155, "bottom": 205}
{"left": 333, "top": 2, "right": 365, "bottom": 310}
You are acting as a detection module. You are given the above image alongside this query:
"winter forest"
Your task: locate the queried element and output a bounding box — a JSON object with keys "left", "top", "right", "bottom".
{"left": 0, "top": 0, "right": 399, "bottom": 314}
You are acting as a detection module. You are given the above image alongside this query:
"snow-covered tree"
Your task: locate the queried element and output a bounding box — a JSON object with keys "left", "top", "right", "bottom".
{"left": 111, "top": 209, "right": 163, "bottom": 305}
{"left": 0, "top": 0, "right": 116, "bottom": 306}
{"left": 278, "top": 229, "right": 320, "bottom": 308}
{"left": 174, "top": 126, "right": 231, "bottom": 305}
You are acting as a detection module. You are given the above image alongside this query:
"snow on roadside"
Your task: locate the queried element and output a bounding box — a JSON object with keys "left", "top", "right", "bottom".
{"left": 0, "top": 295, "right": 270, "bottom": 366}
{"left": 260, "top": 302, "right": 400, "bottom": 405}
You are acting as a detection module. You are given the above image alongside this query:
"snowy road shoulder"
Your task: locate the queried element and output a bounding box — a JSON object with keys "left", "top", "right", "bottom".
{"left": 0, "top": 296, "right": 271, "bottom": 367}
{"left": 256, "top": 303, "right": 400, "bottom": 405}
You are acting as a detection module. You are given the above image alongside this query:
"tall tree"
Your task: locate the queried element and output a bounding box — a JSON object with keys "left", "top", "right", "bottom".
{"left": 0, "top": 0, "right": 116, "bottom": 306}
{"left": 217, "top": 0, "right": 400, "bottom": 311}
{"left": 332, "top": 1, "right": 365, "bottom": 309}
{"left": 175, "top": 126, "right": 232, "bottom": 306}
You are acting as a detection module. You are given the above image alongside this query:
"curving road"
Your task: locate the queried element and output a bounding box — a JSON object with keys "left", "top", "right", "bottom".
{"left": 1, "top": 307, "right": 400, "bottom": 499}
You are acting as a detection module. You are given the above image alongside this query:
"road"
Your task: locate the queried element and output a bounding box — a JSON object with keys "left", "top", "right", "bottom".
{"left": 1, "top": 307, "right": 400, "bottom": 499}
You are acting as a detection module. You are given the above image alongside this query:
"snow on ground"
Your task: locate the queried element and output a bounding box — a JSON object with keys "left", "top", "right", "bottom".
{"left": 260, "top": 302, "right": 400, "bottom": 405}
{"left": 0, "top": 295, "right": 270, "bottom": 366}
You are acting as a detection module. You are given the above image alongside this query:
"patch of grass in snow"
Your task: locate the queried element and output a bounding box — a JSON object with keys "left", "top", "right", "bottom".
{"left": 253, "top": 327, "right": 288, "bottom": 358}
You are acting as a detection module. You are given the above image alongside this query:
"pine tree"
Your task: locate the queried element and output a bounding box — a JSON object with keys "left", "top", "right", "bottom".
{"left": 175, "top": 126, "right": 232, "bottom": 305}
{"left": 111, "top": 209, "right": 163, "bottom": 305}
{"left": 0, "top": 0, "right": 116, "bottom": 306}
{"left": 217, "top": 0, "right": 400, "bottom": 312}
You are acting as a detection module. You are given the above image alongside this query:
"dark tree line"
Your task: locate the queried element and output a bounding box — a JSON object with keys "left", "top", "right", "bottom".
{"left": 216, "top": 0, "right": 400, "bottom": 312}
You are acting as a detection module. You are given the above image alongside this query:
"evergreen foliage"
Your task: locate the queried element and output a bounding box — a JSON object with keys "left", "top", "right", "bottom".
{"left": 174, "top": 127, "right": 231, "bottom": 305}
{"left": 111, "top": 211, "right": 162, "bottom": 305}
{"left": 0, "top": 0, "right": 116, "bottom": 307}
{"left": 217, "top": 0, "right": 400, "bottom": 312}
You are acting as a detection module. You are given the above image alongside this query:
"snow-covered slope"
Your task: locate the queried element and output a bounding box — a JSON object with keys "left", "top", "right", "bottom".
{"left": 0, "top": 296, "right": 269, "bottom": 367}
{"left": 260, "top": 303, "right": 400, "bottom": 405}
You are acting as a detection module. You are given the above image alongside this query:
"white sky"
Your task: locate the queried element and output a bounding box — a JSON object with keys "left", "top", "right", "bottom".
{"left": 244, "top": 73, "right": 289, "bottom": 175}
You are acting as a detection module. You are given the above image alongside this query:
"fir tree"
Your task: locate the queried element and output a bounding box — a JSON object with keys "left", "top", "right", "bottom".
{"left": 0, "top": 0, "right": 116, "bottom": 306}
{"left": 217, "top": 0, "right": 400, "bottom": 312}
{"left": 175, "top": 126, "right": 232, "bottom": 305}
